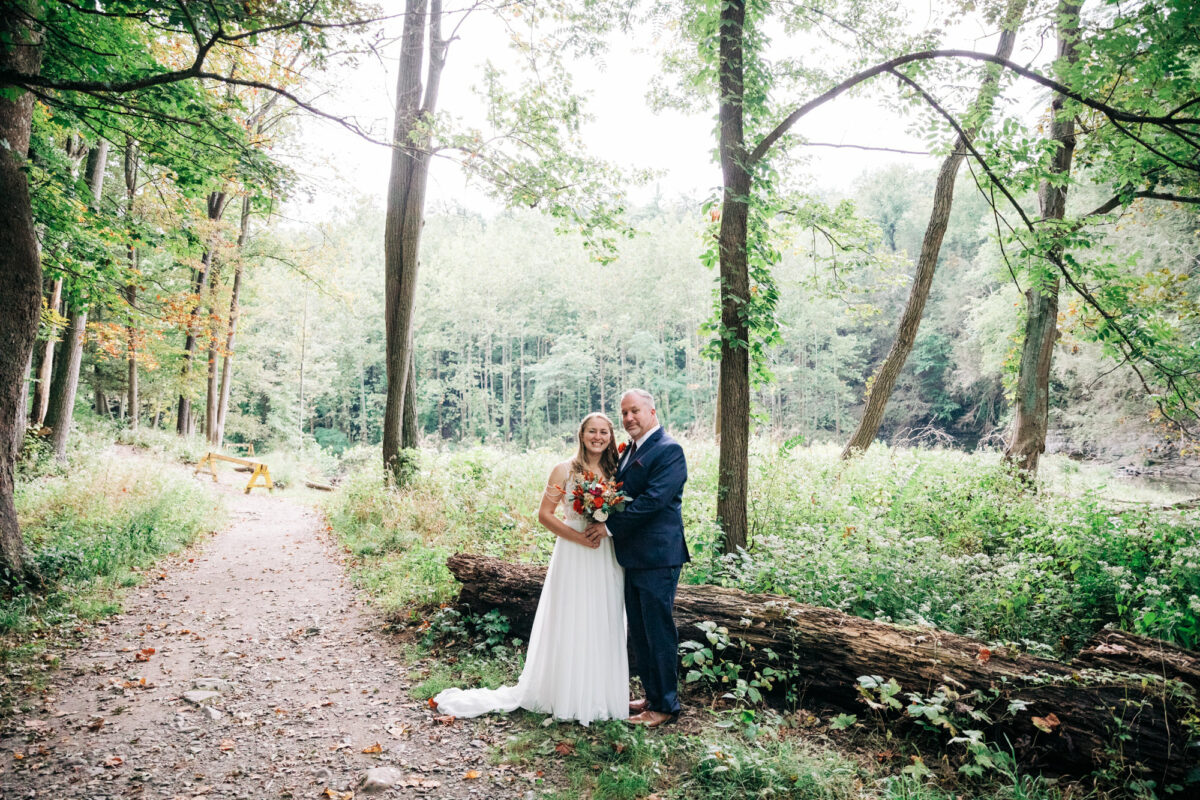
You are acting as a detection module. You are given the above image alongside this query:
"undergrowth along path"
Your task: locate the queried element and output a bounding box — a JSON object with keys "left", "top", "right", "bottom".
{"left": 0, "top": 451, "right": 515, "bottom": 799}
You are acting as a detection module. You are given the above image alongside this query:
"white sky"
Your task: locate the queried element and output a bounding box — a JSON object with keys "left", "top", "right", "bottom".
{"left": 282, "top": 0, "right": 1053, "bottom": 222}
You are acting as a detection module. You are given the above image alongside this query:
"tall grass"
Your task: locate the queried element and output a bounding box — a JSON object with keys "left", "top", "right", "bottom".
{"left": 327, "top": 440, "right": 1199, "bottom": 652}
{"left": 5, "top": 445, "right": 222, "bottom": 635}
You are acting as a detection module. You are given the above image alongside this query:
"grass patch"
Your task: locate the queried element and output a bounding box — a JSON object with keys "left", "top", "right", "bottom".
{"left": 3, "top": 443, "right": 223, "bottom": 710}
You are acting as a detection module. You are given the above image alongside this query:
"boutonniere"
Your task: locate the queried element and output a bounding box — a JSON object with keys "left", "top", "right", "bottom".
{"left": 618, "top": 442, "right": 628, "bottom": 454}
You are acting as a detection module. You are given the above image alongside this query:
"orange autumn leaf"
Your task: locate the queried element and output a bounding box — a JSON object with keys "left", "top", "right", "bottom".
{"left": 219, "top": 739, "right": 235, "bottom": 751}
{"left": 464, "top": 769, "right": 481, "bottom": 779}
{"left": 1032, "top": 713, "right": 1061, "bottom": 733}
{"left": 433, "top": 715, "right": 456, "bottom": 725}
{"left": 362, "top": 742, "right": 382, "bottom": 754}
{"left": 133, "top": 647, "right": 155, "bottom": 662}
{"left": 976, "top": 647, "right": 991, "bottom": 663}
{"left": 555, "top": 741, "right": 575, "bottom": 756}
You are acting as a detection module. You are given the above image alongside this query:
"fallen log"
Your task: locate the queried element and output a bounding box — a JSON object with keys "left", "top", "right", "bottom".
{"left": 446, "top": 553, "right": 1197, "bottom": 783}
{"left": 304, "top": 478, "right": 334, "bottom": 491}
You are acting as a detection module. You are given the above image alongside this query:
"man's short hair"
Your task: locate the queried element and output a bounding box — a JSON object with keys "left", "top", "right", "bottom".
{"left": 621, "top": 388, "right": 655, "bottom": 408}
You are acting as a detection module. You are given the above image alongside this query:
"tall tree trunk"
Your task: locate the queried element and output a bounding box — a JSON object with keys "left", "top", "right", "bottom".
{"left": 47, "top": 141, "right": 108, "bottom": 461}
{"left": 215, "top": 196, "right": 251, "bottom": 448}
{"left": 177, "top": 190, "right": 228, "bottom": 435}
{"left": 0, "top": 3, "right": 42, "bottom": 579}
{"left": 125, "top": 282, "right": 138, "bottom": 429}
{"left": 382, "top": 0, "right": 447, "bottom": 481}
{"left": 359, "top": 356, "right": 369, "bottom": 444}
{"left": 842, "top": 0, "right": 1026, "bottom": 458}
{"left": 716, "top": 0, "right": 751, "bottom": 555}
{"left": 15, "top": 349, "right": 32, "bottom": 458}
{"left": 402, "top": 341, "right": 418, "bottom": 450}
{"left": 299, "top": 288, "right": 307, "bottom": 434}
{"left": 32, "top": 277, "right": 62, "bottom": 425}
{"left": 123, "top": 138, "right": 139, "bottom": 431}
{"left": 203, "top": 259, "right": 224, "bottom": 439}
{"left": 1005, "top": 3, "right": 1080, "bottom": 476}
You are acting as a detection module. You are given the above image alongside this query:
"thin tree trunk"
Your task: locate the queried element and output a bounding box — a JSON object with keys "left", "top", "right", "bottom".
{"left": 15, "top": 348, "right": 32, "bottom": 458}
{"left": 1005, "top": 3, "right": 1080, "bottom": 476}
{"left": 359, "top": 356, "right": 369, "bottom": 444}
{"left": 32, "top": 277, "right": 62, "bottom": 425}
{"left": 177, "top": 190, "right": 228, "bottom": 434}
{"left": 402, "top": 343, "right": 418, "bottom": 449}
{"left": 203, "top": 258, "right": 224, "bottom": 439}
{"left": 299, "top": 288, "right": 308, "bottom": 434}
{"left": 125, "top": 282, "right": 138, "bottom": 429}
{"left": 123, "top": 138, "right": 139, "bottom": 430}
{"left": 716, "top": 0, "right": 751, "bottom": 555}
{"left": 215, "top": 195, "right": 251, "bottom": 448}
{"left": 383, "top": 0, "right": 447, "bottom": 481}
{"left": 842, "top": 0, "right": 1026, "bottom": 458}
{"left": 48, "top": 141, "right": 108, "bottom": 460}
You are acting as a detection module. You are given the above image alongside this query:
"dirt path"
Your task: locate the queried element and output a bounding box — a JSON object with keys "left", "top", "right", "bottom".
{"left": 0, "top": 454, "right": 527, "bottom": 799}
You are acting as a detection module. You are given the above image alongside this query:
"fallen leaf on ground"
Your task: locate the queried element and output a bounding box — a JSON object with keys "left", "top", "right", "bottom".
{"left": 361, "top": 742, "right": 382, "bottom": 754}
{"left": 1032, "top": 713, "right": 1061, "bottom": 733}
{"left": 133, "top": 648, "right": 156, "bottom": 662}
{"left": 432, "top": 715, "right": 456, "bottom": 725}
{"left": 322, "top": 789, "right": 353, "bottom": 800}
{"left": 87, "top": 717, "right": 105, "bottom": 732}
{"left": 976, "top": 647, "right": 991, "bottom": 663}
{"left": 218, "top": 739, "right": 235, "bottom": 751}
{"left": 464, "top": 770, "right": 481, "bottom": 779}
{"left": 555, "top": 741, "right": 575, "bottom": 756}
{"left": 104, "top": 755, "right": 123, "bottom": 767}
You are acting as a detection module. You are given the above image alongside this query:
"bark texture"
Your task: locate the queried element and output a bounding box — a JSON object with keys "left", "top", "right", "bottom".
{"left": 1005, "top": 3, "right": 1080, "bottom": 475}
{"left": 715, "top": 0, "right": 751, "bottom": 555}
{"left": 842, "top": 0, "right": 1026, "bottom": 458}
{"left": 446, "top": 553, "right": 1195, "bottom": 782}
{"left": 0, "top": 3, "right": 43, "bottom": 578}
{"left": 382, "top": 0, "right": 446, "bottom": 481}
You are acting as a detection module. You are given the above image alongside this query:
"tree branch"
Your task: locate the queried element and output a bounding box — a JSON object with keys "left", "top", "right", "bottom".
{"left": 750, "top": 48, "right": 1200, "bottom": 166}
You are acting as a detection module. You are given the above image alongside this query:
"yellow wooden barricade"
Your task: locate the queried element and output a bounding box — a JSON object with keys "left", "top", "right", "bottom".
{"left": 194, "top": 452, "right": 273, "bottom": 494}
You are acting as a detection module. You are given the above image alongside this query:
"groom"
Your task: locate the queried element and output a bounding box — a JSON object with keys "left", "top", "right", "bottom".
{"left": 586, "top": 388, "right": 689, "bottom": 727}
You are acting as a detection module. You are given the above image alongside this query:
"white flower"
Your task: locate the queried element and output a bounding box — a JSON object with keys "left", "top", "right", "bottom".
{"left": 593, "top": 510, "right": 608, "bottom": 522}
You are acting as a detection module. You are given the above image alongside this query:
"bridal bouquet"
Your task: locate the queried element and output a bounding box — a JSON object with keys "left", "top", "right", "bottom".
{"left": 571, "top": 471, "right": 631, "bottom": 523}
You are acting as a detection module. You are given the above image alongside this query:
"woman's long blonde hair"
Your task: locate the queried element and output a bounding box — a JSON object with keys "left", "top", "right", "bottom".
{"left": 571, "top": 412, "right": 620, "bottom": 478}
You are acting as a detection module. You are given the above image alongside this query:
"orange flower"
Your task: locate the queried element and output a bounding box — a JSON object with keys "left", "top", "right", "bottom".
{"left": 618, "top": 442, "right": 627, "bottom": 454}
{"left": 573, "top": 499, "right": 585, "bottom": 513}
{"left": 592, "top": 495, "right": 604, "bottom": 509}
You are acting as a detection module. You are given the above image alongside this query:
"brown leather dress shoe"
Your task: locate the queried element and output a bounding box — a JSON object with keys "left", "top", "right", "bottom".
{"left": 628, "top": 698, "right": 649, "bottom": 714}
{"left": 626, "top": 710, "right": 678, "bottom": 728}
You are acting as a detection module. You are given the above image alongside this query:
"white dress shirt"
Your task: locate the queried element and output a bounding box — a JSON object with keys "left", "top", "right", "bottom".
{"left": 621, "top": 424, "right": 660, "bottom": 471}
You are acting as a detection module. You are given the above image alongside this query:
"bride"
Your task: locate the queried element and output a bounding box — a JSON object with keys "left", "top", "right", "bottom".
{"left": 433, "top": 412, "right": 628, "bottom": 725}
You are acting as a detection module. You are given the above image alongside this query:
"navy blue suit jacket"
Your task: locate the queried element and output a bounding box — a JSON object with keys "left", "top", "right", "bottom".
{"left": 606, "top": 427, "right": 689, "bottom": 570}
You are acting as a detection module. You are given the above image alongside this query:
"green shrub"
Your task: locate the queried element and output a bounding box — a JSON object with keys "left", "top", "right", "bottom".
{"left": 326, "top": 440, "right": 1199, "bottom": 651}
{"left": 5, "top": 448, "right": 222, "bottom": 635}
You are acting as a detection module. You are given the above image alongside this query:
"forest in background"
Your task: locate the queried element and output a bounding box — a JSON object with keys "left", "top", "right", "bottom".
{"left": 100, "top": 173, "right": 1194, "bottom": 466}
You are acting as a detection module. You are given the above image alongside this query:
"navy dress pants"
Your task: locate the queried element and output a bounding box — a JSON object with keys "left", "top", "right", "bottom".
{"left": 624, "top": 566, "right": 682, "bottom": 715}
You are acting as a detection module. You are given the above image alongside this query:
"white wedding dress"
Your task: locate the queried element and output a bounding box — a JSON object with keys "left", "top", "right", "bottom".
{"left": 433, "top": 481, "right": 628, "bottom": 725}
